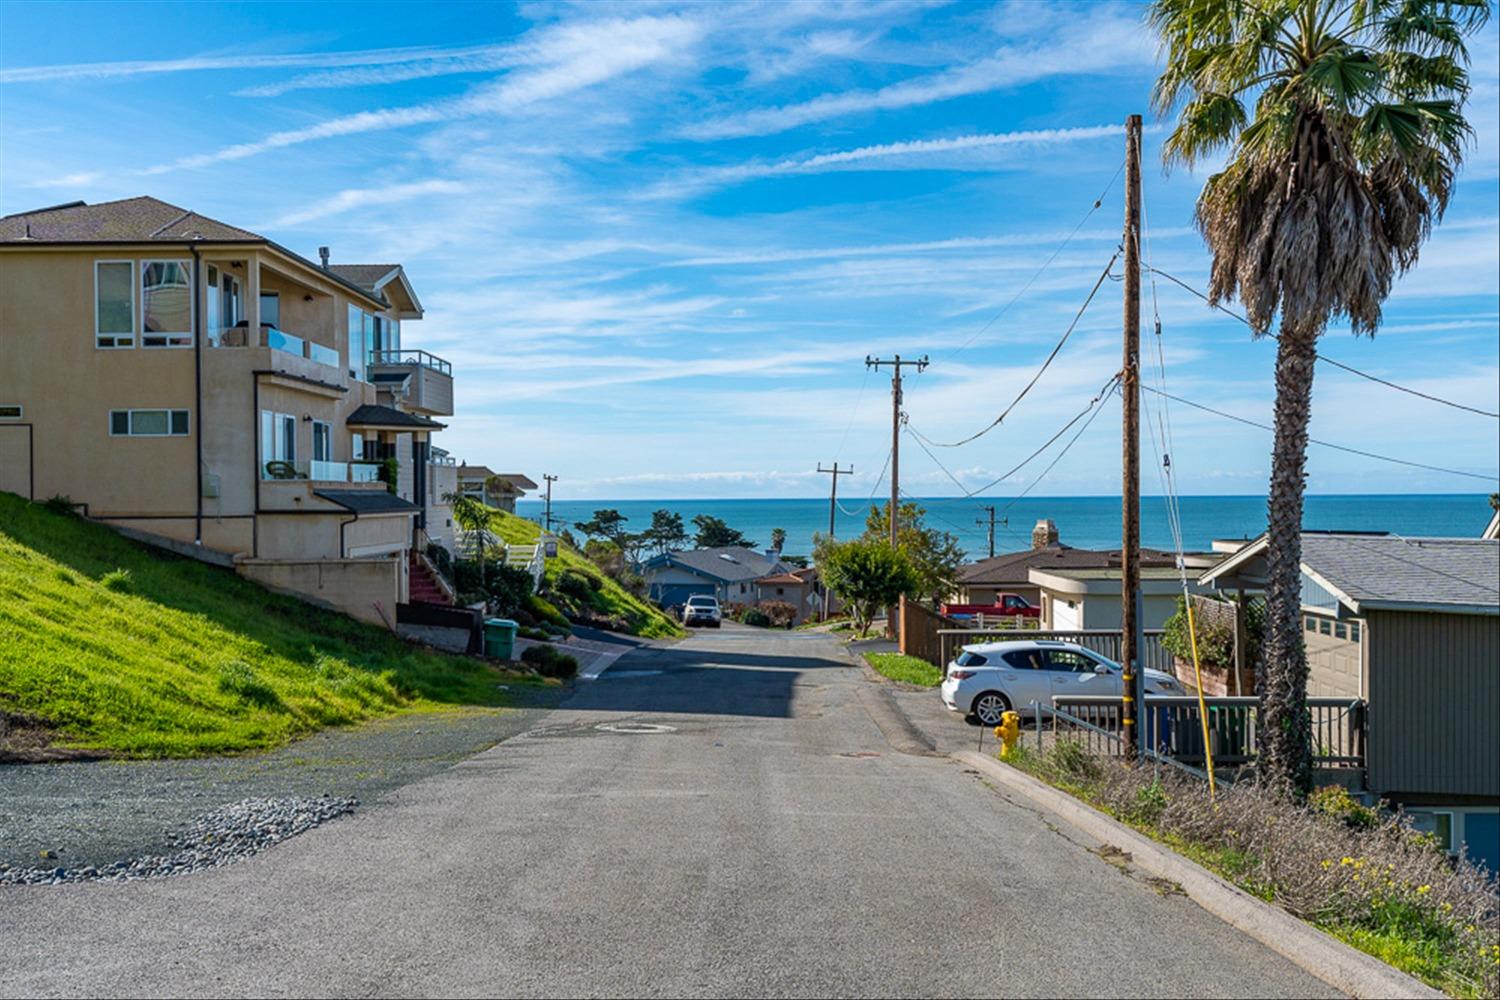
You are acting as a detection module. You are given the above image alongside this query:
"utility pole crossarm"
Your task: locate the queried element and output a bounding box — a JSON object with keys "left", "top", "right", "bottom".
{"left": 976, "top": 505, "right": 999, "bottom": 560}
{"left": 865, "top": 355, "right": 929, "bottom": 547}
{"left": 816, "top": 462, "right": 854, "bottom": 538}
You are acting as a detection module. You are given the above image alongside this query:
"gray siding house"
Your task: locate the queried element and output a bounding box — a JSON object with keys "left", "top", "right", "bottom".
{"left": 1202, "top": 532, "right": 1499, "bottom": 871}
{"left": 642, "top": 546, "right": 788, "bottom": 608}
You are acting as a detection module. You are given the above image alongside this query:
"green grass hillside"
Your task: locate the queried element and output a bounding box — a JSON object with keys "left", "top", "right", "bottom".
{"left": 0, "top": 493, "right": 542, "bottom": 758}
{"left": 487, "top": 510, "right": 682, "bottom": 639}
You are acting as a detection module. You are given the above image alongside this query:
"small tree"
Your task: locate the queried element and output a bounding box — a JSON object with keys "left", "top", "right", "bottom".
{"left": 770, "top": 527, "right": 787, "bottom": 555}
{"left": 645, "top": 509, "right": 688, "bottom": 555}
{"left": 820, "top": 538, "right": 920, "bottom": 635}
{"left": 862, "top": 500, "right": 965, "bottom": 605}
{"left": 574, "top": 509, "right": 629, "bottom": 545}
{"left": 692, "top": 514, "right": 755, "bottom": 549}
{"left": 445, "top": 491, "right": 494, "bottom": 592}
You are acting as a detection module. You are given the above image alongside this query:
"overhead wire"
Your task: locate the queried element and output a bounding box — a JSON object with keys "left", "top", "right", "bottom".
{"left": 1141, "top": 385, "right": 1498, "bottom": 482}
{"left": 947, "top": 158, "right": 1126, "bottom": 359}
{"left": 910, "top": 250, "right": 1122, "bottom": 449}
{"left": 1147, "top": 265, "right": 1500, "bottom": 420}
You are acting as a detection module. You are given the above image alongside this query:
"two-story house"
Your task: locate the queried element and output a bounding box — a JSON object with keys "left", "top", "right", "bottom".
{"left": 0, "top": 197, "right": 458, "bottom": 625}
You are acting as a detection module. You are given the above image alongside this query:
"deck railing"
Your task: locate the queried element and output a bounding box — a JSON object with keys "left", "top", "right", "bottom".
{"left": 937, "top": 627, "right": 1172, "bottom": 672}
{"left": 1048, "top": 695, "right": 1366, "bottom": 771}
{"left": 368, "top": 349, "right": 452, "bottom": 375}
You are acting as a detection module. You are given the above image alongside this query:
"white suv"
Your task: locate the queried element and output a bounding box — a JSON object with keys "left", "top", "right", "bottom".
{"left": 940, "top": 639, "right": 1185, "bottom": 726}
{"left": 682, "top": 595, "right": 722, "bottom": 628}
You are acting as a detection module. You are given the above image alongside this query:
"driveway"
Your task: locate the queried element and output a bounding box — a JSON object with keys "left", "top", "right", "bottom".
{"left": 0, "top": 624, "right": 1336, "bottom": 998}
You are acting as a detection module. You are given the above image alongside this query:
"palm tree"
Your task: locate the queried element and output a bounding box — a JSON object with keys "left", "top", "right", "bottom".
{"left": 1150, "top": 0, "right": 1488, "bottom": 795}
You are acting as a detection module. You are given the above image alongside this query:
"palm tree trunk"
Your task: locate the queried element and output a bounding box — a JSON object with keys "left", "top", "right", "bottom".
{"left": 1261, "top": 324, "right": 1317, "bottom": 797}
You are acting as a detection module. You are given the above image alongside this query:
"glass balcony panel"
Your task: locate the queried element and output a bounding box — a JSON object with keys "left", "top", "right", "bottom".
{"left": 265, "top": 327, "right": 305, "bottom": 357}
{"left": 307, "top": 341, "right": 339, "bottom": 368}
{"left": 350, "top": 462, "right": 382, "bottom": 483}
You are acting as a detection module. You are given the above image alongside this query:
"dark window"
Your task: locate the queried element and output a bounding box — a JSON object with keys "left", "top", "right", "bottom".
{"left": 170, "top": 410, "right": 189, "bottom": 435}
{"left": 1002, "top": 650, "right": 1045, "bottom": 670}
{"left": 956, "top": 651, "right": 989, "bottom": 667}
{"left": 110, "top": 410, "right": 129, "bottom": 435}
{"left": 1046, "top": 649, "right": 1097, "bottom": 673}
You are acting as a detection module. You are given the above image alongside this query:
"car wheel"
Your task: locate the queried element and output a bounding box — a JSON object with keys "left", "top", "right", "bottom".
{"left": 971, "top": 691, "right": 1012, "bottom": 727}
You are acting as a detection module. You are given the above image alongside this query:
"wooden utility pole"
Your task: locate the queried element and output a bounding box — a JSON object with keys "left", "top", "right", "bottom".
{"left": 865, "top": 355, "right": 928, "bottom": 545}
{"left": 976, "top": 505, "right": 999, "bottom": 560}
{"left": 816, "top": 463, "right": 854, "bottom": 537}
{"left": 543, "top": 474, "right": 558, "bottom": 532}
{"left": 1121, "top": 113, "right": 1143, "bottom": 761}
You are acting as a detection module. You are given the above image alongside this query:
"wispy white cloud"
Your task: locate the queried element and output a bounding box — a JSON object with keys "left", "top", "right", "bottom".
{"left": 651, "top": 123, "right": 1134, "bottom": 198}
{"left": 271, "top": 179, "right": 470, "bottom": 227}
{"left": 682, "top": 7, "right": 1153, "bottom": 139}
{"left": 0, "top": 42, "right": 504, "bottom": 85}
{"left": 136, "top": 16, "right": 702, "bottom": 175}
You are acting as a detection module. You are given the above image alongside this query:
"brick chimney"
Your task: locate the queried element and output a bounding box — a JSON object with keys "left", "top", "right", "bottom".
{"left": 1032, "top": 518, "right": 1059, "bottom": 549}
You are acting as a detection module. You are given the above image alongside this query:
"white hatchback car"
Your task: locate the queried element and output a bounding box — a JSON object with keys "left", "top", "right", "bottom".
{"left": 940, "top": 639, "right": 1185, "bottom": 727}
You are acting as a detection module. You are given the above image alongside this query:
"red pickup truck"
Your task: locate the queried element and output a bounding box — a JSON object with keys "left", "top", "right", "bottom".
{"left": 941, "top": 593, "right": 1039, "bottom": 621}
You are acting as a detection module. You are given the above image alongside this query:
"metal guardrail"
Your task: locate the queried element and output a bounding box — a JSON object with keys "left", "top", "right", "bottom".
{"left": 369, "top": 349, "right": 452, "bottom": 376}
{"left": 936, "top": 627, "right": 1172, "bottom": 672}
{"left": 1049, "top": 695, "right": 1366, "bottom": 771}
{"left": 1028, "top": 700, "right": 1215, "bottom": 783}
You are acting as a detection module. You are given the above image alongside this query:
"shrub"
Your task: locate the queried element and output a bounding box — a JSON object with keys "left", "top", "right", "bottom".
{"left": 759, "top": 600, "right": 798, "bottom": 628}
{"left": 1008, "top": 744, "right": 1499, "bottom": 997}
{"left": 556, "top": 568, "right": 598, "bottom": 603}
{"left": 527, "top": 594, "right": 571, "bottom": 630}
{"left": 740, "top": 608, "right": 772, "bottom": 627}
{"left": 520, "top": 643, "right": 579, "bottom": 679}
{"left": 42, "top": 494, "right": 76, "bottom": 516}
{"left": 424, "top": 542, "right": 453, "bottom": 580}
{"left": 100, "top": 568, "right": 132, "bottom": 592}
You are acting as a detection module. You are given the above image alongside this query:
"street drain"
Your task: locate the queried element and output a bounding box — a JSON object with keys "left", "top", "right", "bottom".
{"left": 595, "top": 723, "right": 677, "bottom": 735}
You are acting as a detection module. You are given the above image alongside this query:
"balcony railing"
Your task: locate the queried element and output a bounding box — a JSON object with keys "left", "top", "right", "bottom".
{"left": 369, "top": 349, "right": 452, "bottom": 375}
{"left": 211, "top": 323, "right": 341, "bottom": 371}
{"left": 262, "top": 460, "right": 383, "bottom": 483}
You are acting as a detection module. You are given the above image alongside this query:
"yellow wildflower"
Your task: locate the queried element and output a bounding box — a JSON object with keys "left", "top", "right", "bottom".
{"left": 1416, "top": 884, "right": 1431, "bottom": 895}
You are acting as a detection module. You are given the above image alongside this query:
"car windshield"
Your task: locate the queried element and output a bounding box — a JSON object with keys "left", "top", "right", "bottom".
{"left": 687, "top": 597, "right": 716, "bottom": 606}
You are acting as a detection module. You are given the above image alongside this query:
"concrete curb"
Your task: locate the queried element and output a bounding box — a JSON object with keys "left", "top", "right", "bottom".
{"left": 955, "top": 750, "right": 1443, "bottom": 1000}
{"left": 858, "top": 685, "right": 938, "bottom": 757}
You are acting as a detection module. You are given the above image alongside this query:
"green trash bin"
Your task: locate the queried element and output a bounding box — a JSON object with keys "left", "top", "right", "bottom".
{"left": 484, "top": 618, "right": 518, "bottom": 660}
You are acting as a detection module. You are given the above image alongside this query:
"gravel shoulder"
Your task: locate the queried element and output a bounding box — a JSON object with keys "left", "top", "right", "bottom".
{"left": 0, "top": 688, "right": 565, "bottom": 872}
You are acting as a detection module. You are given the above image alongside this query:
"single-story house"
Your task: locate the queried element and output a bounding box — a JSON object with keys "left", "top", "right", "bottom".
{"left": 1029, "top": 565, "right": 1213, "bottom": 631}
{"left": 956, "top": 518, "right": 1200, "bottom": 607}
{"left": 642, "top": 546, "right": 788, "bottom": 608}
{"left": 754, "top": 567, "right": 828, "bottom": 624}
{"left": 455, "top": 464, "right": 537, "bottom": 513}
{"left": 1201, "top": 531, "right": 1499, "bottom": 871}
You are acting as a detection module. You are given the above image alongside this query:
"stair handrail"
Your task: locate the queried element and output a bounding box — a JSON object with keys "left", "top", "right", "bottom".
{"left": 413, "top": 548, "right": 457, "bottom": 604}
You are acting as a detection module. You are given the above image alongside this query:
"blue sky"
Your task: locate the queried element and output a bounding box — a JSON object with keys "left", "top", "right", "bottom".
{"left": 2, "top": 0, "right": 1496, "bottom": 500}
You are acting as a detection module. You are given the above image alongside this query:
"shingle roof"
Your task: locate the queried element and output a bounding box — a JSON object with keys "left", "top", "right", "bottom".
{"left": 1301, "top": 534, "right": 1499, "bottom": 613}
{"left": 313, "top": 490, "right": 421, "bottom": 515}
{"left": 345, "top": 404, "right": 444, "bottom": 430}
{"left": 958, "top": 544, "right": 1180, "bottom": 584}
{"left": 0, "top": 196, "right": 261, "bottom": 243}
{"left": 326, "top": 264, "right": 400, "bottom": 291}
{"left": 650, "top": 546, "right": 787, "bottom": 584}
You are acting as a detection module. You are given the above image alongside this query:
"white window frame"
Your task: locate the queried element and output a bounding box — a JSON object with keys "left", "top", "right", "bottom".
{"left": 0, "top": 404, "right": 20, "bottom": 420}
{"left": 108, "top": 408, "right": 190, "bottom": 437}
{"left": 95, "top": 259, "right": 136, "bottom": 349}
{"left": 260, "top": 409, "right": 297, "bottom": 476}
{"left": 140, "top": 259, "right": 194, "bottom": 348}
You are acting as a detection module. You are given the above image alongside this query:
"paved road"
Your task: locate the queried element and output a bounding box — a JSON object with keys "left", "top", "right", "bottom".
{"left": 0, "top": 626, "right": 1336, "bottom": 998}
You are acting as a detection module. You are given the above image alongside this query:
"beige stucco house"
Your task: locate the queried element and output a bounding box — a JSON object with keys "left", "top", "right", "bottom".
{"left": 0, "top": 197, "right": 459, "bottom": 625}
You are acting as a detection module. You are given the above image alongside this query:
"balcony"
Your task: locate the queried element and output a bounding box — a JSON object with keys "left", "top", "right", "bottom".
{"left": 262, "top": 460, "right": 385, "bottom": 483}
{"left": 213, "top": 323, "right": 342, "bottom": 373}
{"left": 367, "top": 349, "right": 454, "bottom": 417}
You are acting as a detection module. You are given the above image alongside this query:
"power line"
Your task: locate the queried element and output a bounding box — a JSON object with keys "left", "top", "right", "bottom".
{"left": 1000, "top": 378, "right": 1119, "bottom": 515}
{"left": 913, "top": 372, "right": 1124, "bottom": 500}
{"left": 1147, "top": 265, "right": 1500, "bottom": 420}
{"left": 947, "top": 158, "right": 1126, "bottom": 359}
{"left": 1141, "top": 385, "right": 1498, "bottom": 483}
{"left": 912, "top": 250, "right": 1122, "bottom": 449}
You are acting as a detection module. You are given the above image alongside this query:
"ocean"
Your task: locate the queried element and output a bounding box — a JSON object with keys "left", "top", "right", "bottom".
{"left": 515, "top": 494, "right": 1494, "bottom": 559}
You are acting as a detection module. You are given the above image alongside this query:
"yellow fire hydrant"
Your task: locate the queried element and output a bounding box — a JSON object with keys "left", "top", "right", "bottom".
{"left": 995, "top": 710, "right": 1021, "bottom": 758}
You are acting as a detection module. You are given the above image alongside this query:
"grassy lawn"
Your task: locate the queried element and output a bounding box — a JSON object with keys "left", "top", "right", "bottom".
{"left": 862, "top": 651, "right": 943, "bottom": 687}
{"left": 487, "top": 510, "right": 682, "bottom": 639}
{"left": 0, "top": 493, "right": 547, "bottom": 758}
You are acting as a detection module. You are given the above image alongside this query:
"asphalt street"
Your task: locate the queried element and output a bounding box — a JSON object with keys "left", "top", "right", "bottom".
{"left": 0, "top": 625, "right": 1338, "bottom": 998}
